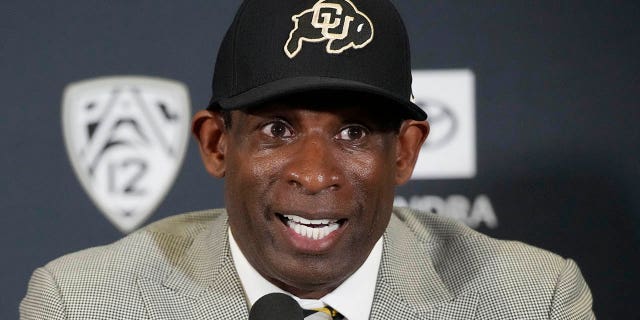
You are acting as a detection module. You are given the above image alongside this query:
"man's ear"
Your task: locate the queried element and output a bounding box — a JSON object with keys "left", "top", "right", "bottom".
{"left": 395, "top": 120, "right": 430, "bottom": 185}
{"left": 192, "top": 110, "right": 227, "bottom": 178}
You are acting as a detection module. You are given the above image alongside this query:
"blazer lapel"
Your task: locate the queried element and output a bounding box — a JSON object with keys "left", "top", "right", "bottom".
{"left": 138, "top": 211, "right": 249, "bottom": 319}
{"left": 370, "top": 214, "right": 479, "bottom": 320}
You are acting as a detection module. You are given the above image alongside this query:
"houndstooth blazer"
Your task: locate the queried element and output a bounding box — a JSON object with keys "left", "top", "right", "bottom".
{"left": 21, "top": 208, "right": 595, "bottom": 319}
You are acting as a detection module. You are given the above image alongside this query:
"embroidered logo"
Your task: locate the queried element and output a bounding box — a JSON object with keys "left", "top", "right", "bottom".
{"left": 284, "top": 0, "right": 374, "bottom": 58}
{"left": 62, "top": 76, "right": 191, "bottom": 233}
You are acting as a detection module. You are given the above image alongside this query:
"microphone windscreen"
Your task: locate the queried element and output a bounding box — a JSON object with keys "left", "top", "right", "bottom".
{"left": 249, "top": 292, "right": 304, "bottom": 320}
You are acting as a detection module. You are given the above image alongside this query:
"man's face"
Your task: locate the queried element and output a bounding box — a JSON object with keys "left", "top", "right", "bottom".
{"left": 193, "top": 95, "right": 427, "bottom": 298}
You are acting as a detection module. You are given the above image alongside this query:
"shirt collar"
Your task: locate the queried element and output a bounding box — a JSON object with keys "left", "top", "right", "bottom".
{"left": 229, "top": 229, "right": 383, "bottom": 320}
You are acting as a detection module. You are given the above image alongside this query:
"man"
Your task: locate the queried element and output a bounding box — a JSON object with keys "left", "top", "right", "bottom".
{"left": 22, "top": 0, "right": 595, "bottom": 319}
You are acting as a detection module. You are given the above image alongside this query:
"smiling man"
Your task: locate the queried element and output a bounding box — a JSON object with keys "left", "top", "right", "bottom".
{"left": 22, "top": 0, "right": 595, "bottom": 319}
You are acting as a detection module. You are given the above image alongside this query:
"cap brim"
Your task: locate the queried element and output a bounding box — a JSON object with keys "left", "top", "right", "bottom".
{"left": 208, "top": 76, "right": 427, "bottom": 120}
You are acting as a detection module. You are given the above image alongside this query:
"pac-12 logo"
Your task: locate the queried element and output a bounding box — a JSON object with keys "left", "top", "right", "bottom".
{"left": 285, "top": 0, "right": 374, "bottom": 58}
{"left": 62, "top": 76, "right": 190, "bottom": 233}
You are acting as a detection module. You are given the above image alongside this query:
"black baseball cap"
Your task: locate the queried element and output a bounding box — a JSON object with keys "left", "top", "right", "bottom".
{"left": 207, "top": 0, "right": 427, "bottom": 120}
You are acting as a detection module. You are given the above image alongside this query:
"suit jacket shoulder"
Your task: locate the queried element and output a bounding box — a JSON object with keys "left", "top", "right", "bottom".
{"left": 372, "top": 207, "right": 595, "bottom": 319}
{"left": 20, "top": 209, "right": 245, "bottom": 320}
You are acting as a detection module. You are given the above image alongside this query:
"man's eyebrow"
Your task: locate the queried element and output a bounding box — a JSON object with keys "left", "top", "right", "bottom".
{"left": 337, "top": 116, "right": 394, "bottom": 133}
{"left": 248, "top": 108, "right": 295, "bottom": 120}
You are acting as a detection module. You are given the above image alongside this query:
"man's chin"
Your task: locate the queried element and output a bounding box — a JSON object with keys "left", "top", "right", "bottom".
{"left": 267, "top": 266, "right": 352, "bottom": 299}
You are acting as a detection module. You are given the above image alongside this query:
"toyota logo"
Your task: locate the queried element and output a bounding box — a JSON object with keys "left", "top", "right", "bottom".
{"left": 416, "top": 98, "right": 458, "bottom": 150}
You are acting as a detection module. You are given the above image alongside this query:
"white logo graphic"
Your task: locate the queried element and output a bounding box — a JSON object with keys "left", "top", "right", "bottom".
{"left": 411, "top": 69, "right": 476, "bottom": 179}
{"left": 394, "top": 194, "right": 498, "bottom": 229}
{"left": 62, "top": 76, "right": 191, "bottom": 233}
{"left": 285, "top": 0, "right": 374, "bottom": 58}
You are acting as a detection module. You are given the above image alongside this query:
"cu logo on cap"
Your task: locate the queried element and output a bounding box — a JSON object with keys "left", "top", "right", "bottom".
{"left": 285, "top": 0, "right": 374, "bottom": 58}
{"left": 312, "top": 3, "right": 354, "bottom": 39}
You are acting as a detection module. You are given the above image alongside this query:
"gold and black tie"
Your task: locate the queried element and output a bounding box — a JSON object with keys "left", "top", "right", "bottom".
{"left": 302, "top": 306, "right": 345, "bottom": 320}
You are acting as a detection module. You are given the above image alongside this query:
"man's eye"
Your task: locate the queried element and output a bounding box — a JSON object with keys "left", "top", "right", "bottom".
{"left": 261, "top": 121, "right": 293, "bottom": 138}
{"left": 336, "top": 126, "right": 367, "bottom": 141}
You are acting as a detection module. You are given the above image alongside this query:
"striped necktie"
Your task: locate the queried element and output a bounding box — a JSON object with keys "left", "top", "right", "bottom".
{"left": 303, "top": 306, "right": 345, "bottom": 320}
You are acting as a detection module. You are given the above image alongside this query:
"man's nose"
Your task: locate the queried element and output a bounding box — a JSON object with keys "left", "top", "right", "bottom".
{"left": 285, "top": 136, "right": 342, "bottom": 194}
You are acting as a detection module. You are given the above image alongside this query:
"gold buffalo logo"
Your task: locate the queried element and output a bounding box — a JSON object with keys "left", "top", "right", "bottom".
{"left": 285, "top": 0, "right": 374, "bottom": 58}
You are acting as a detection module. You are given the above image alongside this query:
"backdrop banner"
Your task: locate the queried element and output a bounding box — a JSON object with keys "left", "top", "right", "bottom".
{"left": 2, "top": 1, "right": 638, "bottom": 319}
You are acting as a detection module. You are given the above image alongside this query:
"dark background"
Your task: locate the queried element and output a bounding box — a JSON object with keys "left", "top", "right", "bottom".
{"left": 2, "top": 1, "right": 638, "bottom": 318}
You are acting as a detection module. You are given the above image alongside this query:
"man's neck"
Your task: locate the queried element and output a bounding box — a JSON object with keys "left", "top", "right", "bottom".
{"left": 229, "top": 229, "right": 383, "bottom": 320}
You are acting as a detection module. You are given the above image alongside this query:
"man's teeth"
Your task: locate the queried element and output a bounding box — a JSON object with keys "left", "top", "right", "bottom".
{"left": 283, "top": 215, "right": 337, "bottom": 225}
{"left": 283, "top": 215, "right": 340, "bottom": 240}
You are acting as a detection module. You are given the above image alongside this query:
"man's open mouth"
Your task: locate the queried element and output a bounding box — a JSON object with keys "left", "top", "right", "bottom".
{"left": 277, "top": 214, "right": 345, "bottom": 240}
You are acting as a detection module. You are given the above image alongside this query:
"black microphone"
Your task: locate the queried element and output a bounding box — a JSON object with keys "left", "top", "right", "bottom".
{"left": 248, "top": 292, "right": 304, "bottom": 320}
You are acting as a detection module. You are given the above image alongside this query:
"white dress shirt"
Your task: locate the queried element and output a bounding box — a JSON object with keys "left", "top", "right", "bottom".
{"left": 229, "top": 229, "right": 383, "bottom": 320}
